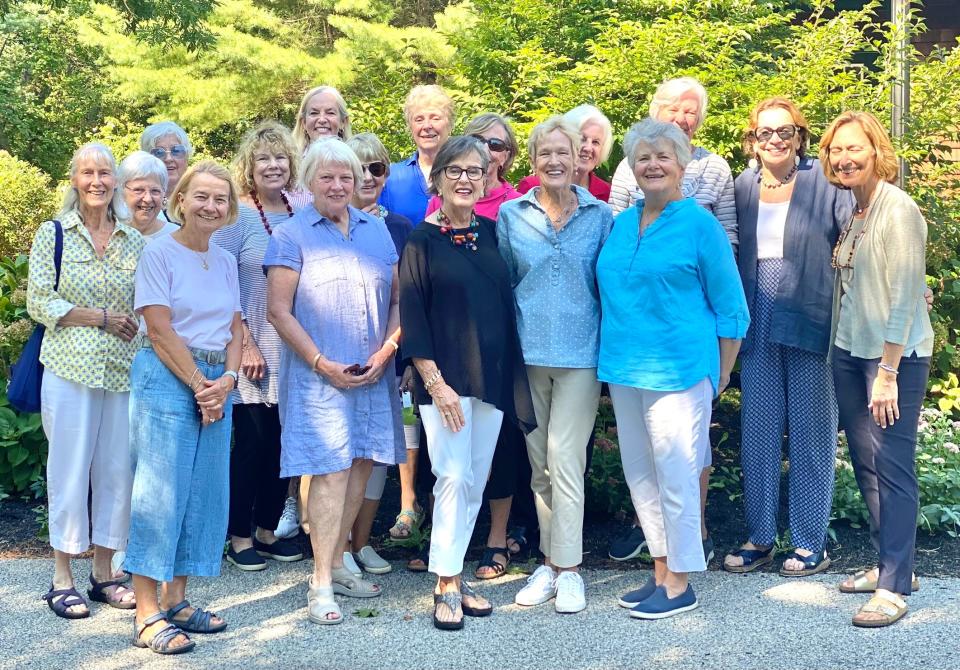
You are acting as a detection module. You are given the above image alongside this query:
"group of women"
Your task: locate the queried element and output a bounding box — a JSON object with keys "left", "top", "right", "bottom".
{"left": 26, "top": 76, "right": 933, "bottom": 649}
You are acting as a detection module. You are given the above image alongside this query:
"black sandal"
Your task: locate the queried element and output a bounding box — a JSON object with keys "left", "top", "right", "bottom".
{"left": 133, "top": 612, "right": 195, "bottom": 654}
{"left": 42, "top": 584, "right": 89, "bottom": 620}
{"left": 88, "top": 573, "right": 136, "bottom": 609}
{"left": 406, "top": 545, "right": 429, "bottom": 573}
{"left": 432, "top": 591, "right": 464, "bottom": 630}
{"left": 460, "top": 581, "right": 493, "bottom": 617}
{"left": 507, "top": 526, "right": 532, "bottom": 560}
{"left": 722, "top": 546, "right": 774, "bottom": 574}
{"left": 474, "top": 546, "right": 509, "bottom": 580}
{"left": 779, "top": 549, "right": 831, "bottom": 577}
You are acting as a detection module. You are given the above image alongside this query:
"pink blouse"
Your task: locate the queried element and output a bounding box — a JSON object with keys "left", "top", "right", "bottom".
{"left": 425, "top": 180, "right": 522, "bottom": 221}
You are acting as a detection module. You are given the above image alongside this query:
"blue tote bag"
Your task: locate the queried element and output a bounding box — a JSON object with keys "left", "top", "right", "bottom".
{"left": 8, "top": 220, "right": 63, "bottom": 413}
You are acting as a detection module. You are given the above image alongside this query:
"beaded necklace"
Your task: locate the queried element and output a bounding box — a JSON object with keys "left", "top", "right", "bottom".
{"left": 437, "top": 208, "right": 480, "bottom": 251}
{"left": 760, "top": 163, "right": 798, "bottom": 189}
{"left": 251, "top": 190, "right": 294, "bottom": 235}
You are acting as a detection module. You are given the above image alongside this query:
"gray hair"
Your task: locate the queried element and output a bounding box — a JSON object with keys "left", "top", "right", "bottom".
{"left": 463, "top": 112, "right": 519, "bottom": 175}
{"left": 293, "top": 85, "right": 352, "bottom": 153}
{"left": 404, "top": 84, "right": 456, "bottom": 128}
{"left": 428, "top": 136, "right": 490, "bottom": 196}
{"left": 299, "top": 137, "right": 363, "bottom": 193}
{"left": 623, "top": 119, "right": 693, "bottom": 170}
{"left": 139, "top": 121, "right": 194, "bottom": 158}
{"left": 563, "top": 104, "right": 614, "bottom": 163}
{"left": 117, "top": 151, "right": 169, "bottom": 193}
{"left": 346, "top": 133, "right": 391, "bottom": 177}
{"left": 60, "top": 142, "right": 129, "bottom": 220}
{"left": 648, "top": 77, "right": 709, "bottom": 133}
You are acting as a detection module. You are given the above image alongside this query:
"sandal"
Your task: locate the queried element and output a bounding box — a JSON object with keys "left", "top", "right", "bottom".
{"left": 307, "top": 577, "right": 343, "bottom": 625}
{"left": 42, "top": 584, "right": 90, "bottom": 620}
{"left": 839, "top": 568, "right": 920, "bottom": 594}
{"left": 460, "top": 581, "right": 493, "bottom": 617}
{"left": 722, "top": 545, "right": 774, "bottom": 574}
{"left": 389, "top": 507, "right": 424, "bottom": 539}
{"left": 407, "top": 545, "right": 429, "bottom": 573}
{"left": 507, "top": 526, "right": 531, "bottom": 559}
{"left": 779, "top": 549, "right": 831, "bottom": 577}
{"left": 852, "top": 593, "right": 908, "bottom": 628}
{"left": 474, "top": 546, "right": 509, "bottom": 580}
{"left": 132, "top": 611, "right": 195, "bottom": 654}
{"left": 331, "top": 566, "right": 382, "bottom": 598}
{"left": 88, "top": 573, "right": 136, "bottom": 609}
{"left": 433, "top": 591, "right": 464, "bottom": 630}
{"left": 164, "top": 600, "right": 228, "bottom": 634}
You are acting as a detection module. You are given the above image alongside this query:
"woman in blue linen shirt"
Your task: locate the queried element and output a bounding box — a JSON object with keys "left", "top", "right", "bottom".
{"left": 597, "top": 119, "right": 748, "bottom": 620}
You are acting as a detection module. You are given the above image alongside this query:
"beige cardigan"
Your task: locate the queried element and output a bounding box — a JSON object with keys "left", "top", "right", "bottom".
{"left": 831, "top": 181, "right": 934, "bottom": 359}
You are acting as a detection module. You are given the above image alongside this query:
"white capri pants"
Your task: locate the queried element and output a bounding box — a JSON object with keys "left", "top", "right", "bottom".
{"left": 609, "top": 377, "right": 712, "bottom": 573}
{"left": 41, "top": 370, "right": 132, "bottom": 554}
{"left": 421, "top": 397, "right": 503, "bottom": 577}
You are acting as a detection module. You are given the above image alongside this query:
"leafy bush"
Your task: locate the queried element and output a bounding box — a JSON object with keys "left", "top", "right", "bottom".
{"left": 585, "top": 396, "right": 632, "bottom": 518}
{"left": 0, "top": 152, "right": 58, "bottom": 260}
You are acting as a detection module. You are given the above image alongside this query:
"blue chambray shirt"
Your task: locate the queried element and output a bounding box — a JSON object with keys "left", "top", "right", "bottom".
{"left": 596, "top": 198, "right": 750, "bottom": 394}
{"left": 379, "top": 152, "right": 430, "bottom": 225}
{"left": 497, "top": 185, "right": 613, "bottom": 368}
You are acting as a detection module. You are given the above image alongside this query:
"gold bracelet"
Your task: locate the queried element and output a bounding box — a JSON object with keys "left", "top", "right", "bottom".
{"left": 386, "top": 339, "right": 399, "bottom": 351}
{"left": 311, "top": 352, "right": 323, "bottom": 372}
{"left": 423, "top": 369, "right": 443, "bottom": 390}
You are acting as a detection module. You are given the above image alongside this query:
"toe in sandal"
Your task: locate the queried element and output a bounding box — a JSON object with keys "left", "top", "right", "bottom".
{"left": 407, "top": 546, "right": 429, "bottom": 573}
{"left": 389, "top": 507, "right": 424, "bottom": 539}
{"left": 474, "top": 546, "right": 509, "bottom": 580}
{"left": 88, "top": 573, "right": 137, "bottom": 609}
{"left": 779, "top": 549, "right": 831, "bottom": 577}
{"left": 839, "top": 569, "right": 920, "bottom": 594}
{"left": 852, "top": 593, "right": 908, "bottom": 628}
{"left": 164, "top": 600, "right": 228, "bottom": 634}
{"left": 332, "top": 566, "right": 381, "bottom": 598}
{"left": 42, "top": 584, "right": 90, "bottom": 620}
{"left": 307, "top": 579, "right": 343, "bottom": 625}
{"left": 460, "top": 581, "right": 493, "bottom": 617}
{"left": 433, "top": 591, "right": 464, "bottom": 631}
{"left": 723, "top": 546, "right": 774, "bottom": 574}
{"left": 133, "top": 611, "right": 195, "bottom": 654}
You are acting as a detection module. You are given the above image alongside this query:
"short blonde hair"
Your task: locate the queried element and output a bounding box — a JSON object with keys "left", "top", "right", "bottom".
{"left": 464, "top": 113, "right": 520, "bottom": 175}
{"left": 526, "top": 116, "right": 581, "bottom": 169}
{"left": 346, "top": 133, "right": 392, "bottom": 176}
{"left": 819, "top": 110, "right": 899, "bottom": 186}
{"left": 403, "top": 85, "right": 456, "bottom": 128}
{"left": 564, "top": 104, "right": 614, "bottom": 163}
{"left": 60, "top": 142, "right": 128, "bottom": 221}
{"left": 299, "top": 137, "right": 363, "bottom": 194}
{"left": 743, "top": 97, "right": 811, "bottom": 158}
{"left": 168, "top": 160, "right": 239, "bottom": 229}
{"left": 293, "top": 85, "right": 351, "bottom": 153}
{"left": 232, "top": 121, "right": 299, "bottom": 194}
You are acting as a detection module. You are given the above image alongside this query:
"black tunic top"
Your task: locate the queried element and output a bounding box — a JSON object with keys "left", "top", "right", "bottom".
{"left": 399, "top": 216, "right": 536, "bottom": 434}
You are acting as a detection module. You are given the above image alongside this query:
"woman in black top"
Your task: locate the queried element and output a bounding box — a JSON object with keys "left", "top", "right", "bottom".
{"left": 399, "top": 136, "right": 535, "bottom": 630}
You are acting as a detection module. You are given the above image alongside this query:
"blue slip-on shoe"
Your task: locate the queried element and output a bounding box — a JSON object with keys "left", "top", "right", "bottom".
{"left": 608, "top": 524, "right": 647, "bottom": 561}
{"left": 617, "top": 575, "right": 658, "bottom": 609}
{"left": 629, "top": 585, "right": 699, "bottom": 620}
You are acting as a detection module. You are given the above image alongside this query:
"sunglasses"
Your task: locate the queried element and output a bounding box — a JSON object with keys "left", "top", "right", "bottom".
{"left": 149, "top": 145, "right": 188, "bottom": 160}
{"left": 443, "top": 166, "right": 484, "bottom": 181}
{"left": 470, "top": 134, "right": 510, "bottom": 154}
{"left": 749, "top": 125, "right": 799, "bottom": 143}
{"left": 362, "top": 162, "right": 387, "bottom": 178}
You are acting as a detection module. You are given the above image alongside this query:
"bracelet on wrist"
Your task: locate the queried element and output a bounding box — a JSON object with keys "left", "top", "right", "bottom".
{"left": 311, "top": 352, "right": 323, "bottom": 372}
{"left": 385, "top": 338, "right": 399, "bottom": 352}
{"left": 101, "top": 307, "right": 107, "bottom": 330}
{"left": 878, "top": 362, "right": 899, "bottom": 376}
{"left": 423, "top": 369, "right": 443, "bottom": 390}
{"left": 223, "top": 370, "right": 239, "bottom": 387}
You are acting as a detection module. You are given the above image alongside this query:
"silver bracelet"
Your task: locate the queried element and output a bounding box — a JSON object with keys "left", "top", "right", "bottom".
{"left": 223, "top": 370, "right": 239, "bottom": 384}
{"left": 878, "top": 363, "right": 899, "bottom": 376}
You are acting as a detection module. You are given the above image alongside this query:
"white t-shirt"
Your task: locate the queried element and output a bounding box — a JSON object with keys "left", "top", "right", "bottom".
{"left": 756, "top": 200, "right": 790, "bottom": 260}
{"left": 145, "top": 220, "right": 180, "bottom": 239}
{"left": 135, "top": 233, "right": 241, "bottom": 350}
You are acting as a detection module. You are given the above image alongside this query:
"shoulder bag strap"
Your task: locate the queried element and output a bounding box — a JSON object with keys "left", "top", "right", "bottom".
{"left": 53, "top": 220, "right": 64, "bottom": 292}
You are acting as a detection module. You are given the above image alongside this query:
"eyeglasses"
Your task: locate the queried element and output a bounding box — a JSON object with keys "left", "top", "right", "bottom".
{"left": 149, "top": 145, "right": 188, "bottom": 160}
{"left": 749, "top": 125, "right": 799, "bottom": 143}
{"left": 443, "top": 166, "right": 484, "bottom": 181}
{"left": 362, "top": 162, "right": 387, "bottom": 178}
{"left": 124, "top": 185, "right": 164, "bottom": 199}
{"left": 470, "top": 135, "right": 509, "bottom": 154}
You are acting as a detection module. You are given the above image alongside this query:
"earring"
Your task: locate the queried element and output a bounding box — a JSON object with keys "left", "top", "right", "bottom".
{"left": 794, "top": 154, "right": 801, "bottom": 167}
{"left": 748, "top": 157, "right": 759, "bottom": 170}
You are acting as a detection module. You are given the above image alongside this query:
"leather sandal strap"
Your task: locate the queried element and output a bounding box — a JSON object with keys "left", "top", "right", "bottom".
{"left": 136, "top": 611, "right": 169, "bottom": 638}
{"left": 43, "top": 586, "right": 85, "bottom": 607}
{"left": 165, "top": 599, "right": 191, "bottom": 619}
{"left": 149, "top": 623, "right": 188, "bottom": 652}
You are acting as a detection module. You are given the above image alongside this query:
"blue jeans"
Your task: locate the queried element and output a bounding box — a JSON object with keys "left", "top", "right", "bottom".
{"left": 125, "top": 348, "right": 231, "bottom": 582}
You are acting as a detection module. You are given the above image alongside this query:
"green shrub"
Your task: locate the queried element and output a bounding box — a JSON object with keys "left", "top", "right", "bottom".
{"left": 0, "top": 152, "right": 59, "bottom": 260}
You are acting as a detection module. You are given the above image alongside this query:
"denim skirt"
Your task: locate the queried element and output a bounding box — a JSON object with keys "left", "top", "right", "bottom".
{"left": 125, "top": 347, "right": 231, "bottom": 582}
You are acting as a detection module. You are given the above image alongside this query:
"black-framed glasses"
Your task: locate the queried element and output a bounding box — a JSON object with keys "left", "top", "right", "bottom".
{"left": 443, "top": 166, "right": 484, "bottom": 181}
{"left": 362, "top": 162, "right": 387, "bottom": 177}
{"left": 149, "top": 145, "right": 188, "bottom": 160}
{"left": 749, "top": 125, "right": 799, "bottom": 143}
{"left": 470, "top": 134, "right": 509, "bottom": 154}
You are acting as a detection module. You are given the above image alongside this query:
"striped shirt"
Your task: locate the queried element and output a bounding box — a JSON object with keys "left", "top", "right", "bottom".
{"left": 210, "top": 204, "right": 292, "bottom": 405}
{"left": 608, "top": 145, "right": 738, "bottom": 253}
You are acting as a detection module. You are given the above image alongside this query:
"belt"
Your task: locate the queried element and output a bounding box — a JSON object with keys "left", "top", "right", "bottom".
{"left": 140, "top": 339, "right": 227, "bottom": 365}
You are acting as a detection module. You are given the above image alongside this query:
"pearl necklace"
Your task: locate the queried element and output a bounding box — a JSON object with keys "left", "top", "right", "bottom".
{"left": 251, "top": 190, "right": 294, "bottom": 235}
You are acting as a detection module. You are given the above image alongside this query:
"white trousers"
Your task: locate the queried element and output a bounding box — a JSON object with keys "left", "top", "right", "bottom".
{"left": 609, "top": 378, "right": 712, "bottom": 573}
{"left": 41, "top": 370, "right": 132, "bottom": 554}
{"left": 421, "top": 397, "right": 503, "bottom": 577}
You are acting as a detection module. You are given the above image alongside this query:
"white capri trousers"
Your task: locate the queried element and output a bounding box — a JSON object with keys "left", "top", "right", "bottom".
{"left": 421, "top": 397, "right": 503, "bottom": 577}
{"left": 609, "top": 378, "right": 712, "bottom": 574}
{"left": 40, "top": 370, "right": 132, "bottom": 554}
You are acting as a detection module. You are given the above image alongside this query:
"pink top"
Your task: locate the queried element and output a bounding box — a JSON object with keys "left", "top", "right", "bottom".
{"left": 517, "top": 172, "right": 611, "bottom": 203}
{"left": 425, "top": 180, "right": 522, "bottom": 220}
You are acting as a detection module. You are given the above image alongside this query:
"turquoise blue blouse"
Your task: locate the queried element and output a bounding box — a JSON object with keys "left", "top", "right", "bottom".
{"left": 597, "top": 198, "right": 749, "bottom": 393}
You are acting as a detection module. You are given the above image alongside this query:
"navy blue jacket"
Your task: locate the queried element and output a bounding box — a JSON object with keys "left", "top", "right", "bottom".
{"left": 735, "top": 157, "right": 854, "bottom": 355}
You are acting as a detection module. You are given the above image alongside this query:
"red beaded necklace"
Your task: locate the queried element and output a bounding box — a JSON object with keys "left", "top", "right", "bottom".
{"left": 251, "top": 190, "right": 294, "bottom": 235}
{"left": 437, "top": 208, "right": 480, "bottom": 252}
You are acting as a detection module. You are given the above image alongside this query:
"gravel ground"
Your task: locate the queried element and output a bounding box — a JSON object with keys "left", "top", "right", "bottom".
{"left": 2, "top": 557, "right": 957, "bottom": 670}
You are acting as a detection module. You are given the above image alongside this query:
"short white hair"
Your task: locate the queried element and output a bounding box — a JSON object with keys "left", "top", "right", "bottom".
{"left": 648, "top": 77, "right": 709, "bottom": 133}
{"left": 118, "top": 151, "right": 169, "bottom": 193}
{"left": 60, "top": 143, "right": 129, "bottom": 220}
{"left": 139, "top": 121, "right": 195, "bottom": 158}
{"left": 299, "top": 137, "right": 363, "bottom": 193}
{"left": 563, "top": 104, "right": 614, "bottom": 163}
{"left": 623, "top": 119, "right": 693, "bottom": 170}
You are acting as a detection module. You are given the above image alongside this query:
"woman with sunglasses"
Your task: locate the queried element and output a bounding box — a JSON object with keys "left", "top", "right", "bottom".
{"left": 723, "top": 98, "right": 852, "bottom": 578}
{"left": 140, "top": 121, "right": 194, "bottom": 223}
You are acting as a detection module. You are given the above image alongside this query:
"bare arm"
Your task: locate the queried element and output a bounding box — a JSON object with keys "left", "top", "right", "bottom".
{"left": 58, "top": 307, "right": 138, "bottom": 341}
{"left": 411, "top": 357, "right": 464, "bottom": 432}
{"left": 869, "top": 341, "right": 905, "bottom": 429}
{"left": 718, "top": 337, "right": 741, "bottom": 394}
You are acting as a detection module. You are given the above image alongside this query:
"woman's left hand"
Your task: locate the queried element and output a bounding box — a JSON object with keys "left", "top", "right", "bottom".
{"left": 195, "top": 376, "right": 233, "bottom": 413}
{"left": 718, "top": 373, "right": 731, "bottom": 395}
{"left": 355, "top": 349, "right": 393, "bottom": 385}
{"left": 868, "top": 372, "right": 900, "bottom": 429}
{"left": 240, "top": 341, "right": 266, "bottom": 380}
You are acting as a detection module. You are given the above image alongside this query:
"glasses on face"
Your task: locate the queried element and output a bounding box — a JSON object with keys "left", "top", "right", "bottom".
{"left": 149, "top": 145, "right": 188, "bottom": 160}
{"left": 749, "top": 125, "right": 798, "bottom": 143}
{"left": 443, "top": 166, "right": 484, "bottom": 181}
{"left": 362, "top": 162, "right": 387, "bottom": 178}
{"left": 470, "top": 134, "right": 509, "bottom": 154}
{"left": 124, "top": 185, "right": 164, "bottom": 199}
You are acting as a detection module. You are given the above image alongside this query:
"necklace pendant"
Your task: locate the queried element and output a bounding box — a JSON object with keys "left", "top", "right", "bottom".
{"left": 201, "top": 259, "right": 209, "bottom": 270}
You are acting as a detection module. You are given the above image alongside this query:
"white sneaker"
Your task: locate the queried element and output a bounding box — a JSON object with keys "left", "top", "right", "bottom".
{"left": 355, "top": 545, "right": 393, "bottom": 574}
{"left": 275, "top": 497, "right": 299, "bottom": 539}
{"left": 342, "top": 551, "right": 362, "bottom": 577}
{"left": 554, "top": 571, "right": 586, "bottom": 613}
{"left": 515, "top": 565, "right": 557, "bottom": 606}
